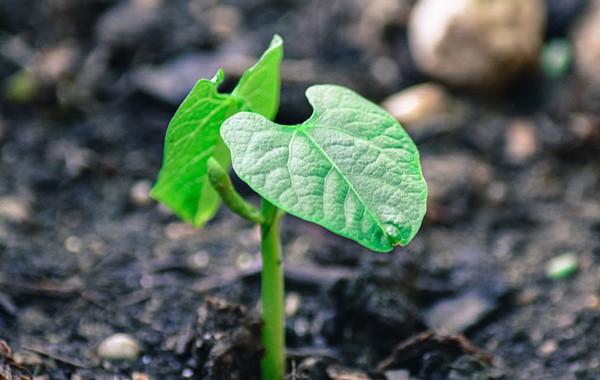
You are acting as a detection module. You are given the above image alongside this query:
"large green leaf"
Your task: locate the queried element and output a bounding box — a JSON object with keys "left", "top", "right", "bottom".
{"left": 221, "top": 85, "right": 427, "bottom": 251}
{"left": 151, "top": 35, "right": 283, "bottom": 227}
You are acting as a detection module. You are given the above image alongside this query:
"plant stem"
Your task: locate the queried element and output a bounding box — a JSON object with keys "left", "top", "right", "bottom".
{"left": 206, "top": 157, "right": 264, "bottom": 224}
{"left": 260, "top": 199, "right": 285, "bottom": 380}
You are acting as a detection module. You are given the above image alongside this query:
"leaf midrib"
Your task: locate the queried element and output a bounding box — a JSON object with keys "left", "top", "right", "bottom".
{"left": 299, "top": 129, "right": 392, "bottom": 247}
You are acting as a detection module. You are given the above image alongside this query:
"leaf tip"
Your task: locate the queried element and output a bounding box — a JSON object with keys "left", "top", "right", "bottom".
{"left": 212, "top": 69, "right": 225, "bottom": 84}
{"left": 270, "top": 34, "right": 284, "bottom": 49}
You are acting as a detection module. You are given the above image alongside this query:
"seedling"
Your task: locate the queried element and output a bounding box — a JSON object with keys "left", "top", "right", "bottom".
{"left": 151, "top": 35, "right": 427, "bottom": 379}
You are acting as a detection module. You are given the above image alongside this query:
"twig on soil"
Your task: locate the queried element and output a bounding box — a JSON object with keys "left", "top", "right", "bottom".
{"left": 377, "top": 331, "right": 494, "bottom": 371}
{"left": 117, "top": 289, "right": 151, "bottom": 308}
{"left": 1, "top": 340, "right": 33, "bottom": 380}
{"left": 22, "top": 346, "right": 96, "bottom": 369}
{"left": 0, "top": 278, "right": 81, "bottom": 299}
{"left": 285, "top": 347, "right": 342, "bottom": 363}
{"left": 193, "top": 264, "right": 356, "bottom": 294}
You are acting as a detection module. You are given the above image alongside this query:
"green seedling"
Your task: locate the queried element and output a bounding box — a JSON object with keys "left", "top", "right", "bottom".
{"left": 151, "top": 35, "right": 428, "bottom": 380}
{"left": 545, "top": 252, "right": 578, "bottom": 280}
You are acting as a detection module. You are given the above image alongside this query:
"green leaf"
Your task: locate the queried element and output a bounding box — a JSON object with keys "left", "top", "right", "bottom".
{"left": 150, "top": 70, "right": 236, "bottom": 226}
{"left": 233, "top": 34, "right": 283, "bottom": 120}
{"left": 221, "top": 85, "right": 427, "bottom": 251}
{"left": 151, "top": 35, "right": 283, "bottom": 227}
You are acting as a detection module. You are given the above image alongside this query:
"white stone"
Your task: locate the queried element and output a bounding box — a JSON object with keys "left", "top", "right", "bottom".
{"left": 409, "top": 0, "right": 545, "bottom": 92}
{"left": 129, "top": 180, "right": 153, "bottom": 206}
{"left": 97, "top": 333, "right": 140, "bottom": 361}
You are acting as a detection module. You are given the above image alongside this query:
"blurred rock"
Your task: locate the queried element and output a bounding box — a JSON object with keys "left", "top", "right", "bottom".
{"left": 423, "top": 292, "right": 496, "bottom": 334}
{"left": 352, "top": 0, "right": 412, "bottom": 53}
{"left": 0, "top": 196, "right": 31, "bottom": 223}
{"left": 97, "top": 333, "right": 141, "bottom": 361}
{"left": 130, "top": 52, "right": 253, "bottom": 104}
{"left": 572, "top": 0, "right": 600, "bottom": 90}
{"left": 130, "top": 180, "right": 153, "bottom": 206}
{"left": 409, "top": 0, "right": 545, "bottom": 93}
{"left": 132, "top": 373, "right": 151, "bottom": 380}
{"left": 32, "top": 43, "right": 78, "bottom": 83}
{"left": 568, "top": 113, "right": 600, "bottom": 147}
{"left": 381, "top": 82, "right": 453, "bottom": 128}
{"left": 96, "top": 0, "right": 161, "bottom": 48}
{"left": 208, "top": 5, "right": 241, "bottom": 39}
{"left": 421, "top": 154, "right": 491, "bottom": 222}
{"left": 504, "top": 119, "right": 538, "bottom": 164}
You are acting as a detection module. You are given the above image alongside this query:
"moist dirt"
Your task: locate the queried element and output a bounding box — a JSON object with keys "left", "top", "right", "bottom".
{"left": 0, "top": 1, "right": 599, "bottom": 379}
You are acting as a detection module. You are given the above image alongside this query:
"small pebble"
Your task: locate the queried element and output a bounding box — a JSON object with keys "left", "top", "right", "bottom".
{"left": 545, "top": 252, "right": 579, "bottom": 280}
{"left": 293, "top": 318, "right": 310, "bottom": 337}
{"left": 132, "top": 372, "right": 151, "bottom": 380}
{"left": 285, "top": 292, "right": 301, "bottom": 316}
{"left": 165, "top": 222, "right": 196, "bottom": 240}
{"left": 97, "top": 333, "right": 141, "bottom": 361}
{"left": 505, "top": 119, "right": 537, "bottom": 164}
{"left": 424, "top": 292, "right": 496, "bottom": 334}
{"left": 236, "top": 252, "right": 254, "bottom": 270}
{"left": 187, "top": 251, "right": 210, "bottom": 269}
{"left": 517, "top": 288, "right": 539, "bottom": 306}
{"left": 538, "top": 339, "right": 558, "bottom": 356}
{"left": 381, "top": 82, "right": 452, "bottom": 127}
{"left": 585, "top": 295, "right": 600, "bottom": 310}
{"left": 0, "top": 196, "right": 31, "bottom": 223}
{"left": 130, "top": 180, "right": 153, "bottom": 206}
{"left": 32, "top": 43, "right": 78, "bottom": 82}
{"left": 370, "top": 56, "right": 401, "bottom": 87}
{"left": 64, "top": 236, "right": 82, "bottom": 253}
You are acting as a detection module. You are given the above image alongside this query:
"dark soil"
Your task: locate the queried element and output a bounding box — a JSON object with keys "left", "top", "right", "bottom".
{"left": 1, "top": 1, "right": 599, "bottom": 379}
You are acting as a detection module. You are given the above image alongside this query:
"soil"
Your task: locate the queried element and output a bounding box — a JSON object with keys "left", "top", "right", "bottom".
{"left": 1, "top": 1, "right": 599, "bottom": 379}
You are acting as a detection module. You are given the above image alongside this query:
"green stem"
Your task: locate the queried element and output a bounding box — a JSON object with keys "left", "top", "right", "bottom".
{"left": 206, "top": 157, "right": 264, "bottom": 224}
{"left": 260, "top": 199, "right": 285, "bottom": 380}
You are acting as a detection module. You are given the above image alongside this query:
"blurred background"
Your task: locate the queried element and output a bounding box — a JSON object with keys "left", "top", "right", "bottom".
{"left": 0, "top": 0, "right": 599, "bottom": 379}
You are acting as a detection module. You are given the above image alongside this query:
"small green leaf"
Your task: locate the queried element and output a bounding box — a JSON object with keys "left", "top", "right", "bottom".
{"left": 233, "top": 34, "right": 283, "bottom": 120}
{"left": 222, "top": 85, "right": 428, "bottom": 251}
{"left": 545, "top": 252, "right": 578, "bottom": 280}
{"left": 151, "top": 70, "right": 235, "bottom": 226}
{"left": 151, "top": 36, "right": 283, "bottom": 226}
